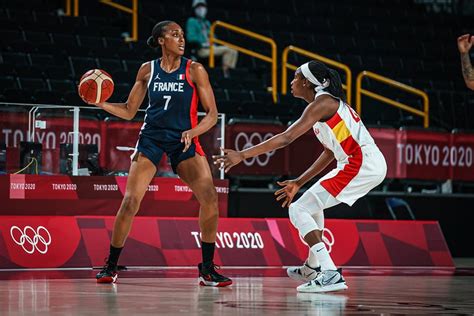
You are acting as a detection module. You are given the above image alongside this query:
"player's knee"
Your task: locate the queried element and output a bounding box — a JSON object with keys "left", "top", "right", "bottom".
{"left": 288, "top": 202, "right": 320, "bottom": 236}
{"left": 119, "top": 195, "right": 140, "bottom": 217}
{"left": 289, "top": 202, "right": 311, "bottom": 228}
{"left": 199, "top": 187, "right": 218, "bottom": 207}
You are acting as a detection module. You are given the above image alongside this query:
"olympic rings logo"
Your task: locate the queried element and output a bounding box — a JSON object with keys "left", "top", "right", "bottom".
{"left": 234, "top": 132, "right": 276, "bottom": 166}
{"left": 322, "top": 228, "right": 335, "bottom": 253}
{"left": 10, "top": 226, "right": 52, "bottom": 255}
{"left": 299, "top": 228, "right": 335, "bottom": 253}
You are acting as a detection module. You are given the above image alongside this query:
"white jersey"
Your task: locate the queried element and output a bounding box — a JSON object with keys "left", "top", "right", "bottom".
{"left": 309, "top": 91, "right": 387, "bottom": 206}
{"left": 313, "top": 91, "right": 375, "bottom": 164}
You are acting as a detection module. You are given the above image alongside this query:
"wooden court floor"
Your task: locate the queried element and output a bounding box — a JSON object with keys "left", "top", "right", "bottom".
{"left": 1, "top": 268, "right": 473, "bottom": 315}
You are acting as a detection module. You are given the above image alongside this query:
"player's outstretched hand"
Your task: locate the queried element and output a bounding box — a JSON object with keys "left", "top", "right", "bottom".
{"left": 458, "top": 34, "right": 473, "bottom": 54}
{"left": 212, "top": 148, "right": 244, "bottom": 173}
{"left": 275, "top": 179, "right": 301, "bottom": 208}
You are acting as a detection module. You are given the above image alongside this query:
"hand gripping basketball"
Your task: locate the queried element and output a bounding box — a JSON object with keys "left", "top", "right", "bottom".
{"left": 78, "top": 69, "right": 114, "bottom": 104}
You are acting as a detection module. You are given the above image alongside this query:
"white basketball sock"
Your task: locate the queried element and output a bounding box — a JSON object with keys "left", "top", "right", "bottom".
{"left": 311, "top": 242, "right": 337, "bottom": 271}
{"left": 307, "top": 248, "right": 320, "bottom": 268}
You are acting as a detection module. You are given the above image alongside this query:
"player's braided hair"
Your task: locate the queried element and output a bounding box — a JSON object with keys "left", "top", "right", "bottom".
{"left": 307, "top": 61, "right": 346, "bottom": 102}
{"left": 147, "top": 20, "right": 176, "bottom": 49}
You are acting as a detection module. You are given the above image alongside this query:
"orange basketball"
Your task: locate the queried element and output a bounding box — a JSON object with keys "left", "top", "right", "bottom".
{"left": 78, "top": 69, "right": 114, "bottom": 104}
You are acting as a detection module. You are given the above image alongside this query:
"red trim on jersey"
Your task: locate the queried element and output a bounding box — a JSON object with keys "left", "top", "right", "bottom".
{"left": 186, "top": 59, "right": 205, "bottom": 156}
{"left": 185, "top": 59, "right": 196, "bottom": 89}
{"left": 339, "top": 129, "right": 362, "bottom": 155}
{"left": 320, "top": 136, "right": 362, "bottom": 197}
{"left": 325, "top": 112, "right": 342, "bottom": 129}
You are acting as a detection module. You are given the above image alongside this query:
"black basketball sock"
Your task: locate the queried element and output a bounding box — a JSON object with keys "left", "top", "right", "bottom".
{"left": 201, "top": 241, "right": 215, "bottom": 267}
{"left": 107, "top": 245, "right": 123, "bottom": 268}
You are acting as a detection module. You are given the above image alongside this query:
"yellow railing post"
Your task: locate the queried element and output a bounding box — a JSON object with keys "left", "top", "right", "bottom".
{"left": 356, "top": 70, "right": 430, "bottom": 128}
{"left": 65, "top": 0, "right": 71, "bottom": 16}
{"left": 74, "top": 0, "right": 79, "bottom": 16}
{"left": 100, "top": 0, "right": 138, "bottom": 41}
{"left": 131, "top": 0, "right": 137, "bottom": 42}
{"left": 281, "top": 45, "right": 352, "bottom": 104}
{"left": 64, "top": 0, "right": 79, "bottom": 17}
{"left": 209, "top": 21, "right": 278, "bottom": 103}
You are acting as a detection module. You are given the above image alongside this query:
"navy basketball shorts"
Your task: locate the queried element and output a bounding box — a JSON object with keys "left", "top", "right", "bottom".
{"left": 132, "top": 134, "right": 205, "bottom": 173}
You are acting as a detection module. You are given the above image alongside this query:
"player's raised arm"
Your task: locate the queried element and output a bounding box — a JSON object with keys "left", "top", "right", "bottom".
{"left": 458, "top": 34, "right": 474, "bottom": 90}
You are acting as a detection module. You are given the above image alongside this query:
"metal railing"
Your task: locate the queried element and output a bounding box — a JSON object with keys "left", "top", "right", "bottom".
{"left": 0, "top": 103, "right": 225, "bottom": 178}
{"left": 65, "top": 0, "right": 138, "bottom": 41}
{"left": 209, "top": 21, "right": 278, "bottom": 103}
{"left": 281, "top": 45, "right": 353, "bottom": 104}
{"left": 356, "top": 71, "right": 430, "bottom": 128}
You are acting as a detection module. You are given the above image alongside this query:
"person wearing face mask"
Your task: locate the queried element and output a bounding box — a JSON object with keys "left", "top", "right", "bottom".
{"left": 186, "top": 0, "right": 238, "bottom": 78}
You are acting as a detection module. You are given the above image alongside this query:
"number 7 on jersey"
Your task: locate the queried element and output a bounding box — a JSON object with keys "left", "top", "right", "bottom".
{"left": 163, "top": 95, "right": 171, "bottom": 110}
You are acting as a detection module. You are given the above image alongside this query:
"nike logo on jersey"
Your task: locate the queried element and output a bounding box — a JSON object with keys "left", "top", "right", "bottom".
{"left": 152, "top": 82, "right": 184, "bottom": 92}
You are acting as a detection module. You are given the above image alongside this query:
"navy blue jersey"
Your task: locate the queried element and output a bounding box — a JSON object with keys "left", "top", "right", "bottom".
{"left": 141, "top": 57, "right": 199, "bottom": 142}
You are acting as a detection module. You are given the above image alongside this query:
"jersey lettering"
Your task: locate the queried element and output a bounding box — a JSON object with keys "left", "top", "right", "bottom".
{"left": 347, "top": 104, "right": 361, "bottom": 123}
{"left": 152, "top": 82, "right": 184, "bottom": 92}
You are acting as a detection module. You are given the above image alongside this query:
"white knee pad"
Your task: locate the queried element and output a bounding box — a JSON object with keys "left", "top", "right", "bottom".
{"left": 289, "top": 187, "right": 336, "bottom": 238}
{"left": 289, "top": 202, "right": 320, "bottom": 238}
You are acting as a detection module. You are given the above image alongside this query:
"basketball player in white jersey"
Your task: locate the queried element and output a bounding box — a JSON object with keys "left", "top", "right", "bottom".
{"left": 213, "top": 60, "right": 387, "bottom": 293}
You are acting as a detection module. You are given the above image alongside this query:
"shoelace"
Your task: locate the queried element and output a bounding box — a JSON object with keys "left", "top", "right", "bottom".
{"left": 208, "top": 263, "right": 222, "bottom": 273}
{"left": 203, "top": 262, "right": 220, "bottom": 270}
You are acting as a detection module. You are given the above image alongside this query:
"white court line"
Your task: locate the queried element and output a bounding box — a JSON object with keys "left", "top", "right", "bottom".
{"left": 0, "top": 265, "right": 455, "bottom": 272}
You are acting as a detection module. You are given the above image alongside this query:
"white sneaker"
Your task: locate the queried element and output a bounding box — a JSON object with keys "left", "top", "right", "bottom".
{"left": 287, "top": 262, "right": 321, "bottom": 282}
{"left": 297, "top": 269, "right": 348, "bottom": 293}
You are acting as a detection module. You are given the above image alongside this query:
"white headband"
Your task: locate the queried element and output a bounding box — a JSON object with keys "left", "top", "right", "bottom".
{"left": 300, "top": 62, "right": 330, "bottom": 92}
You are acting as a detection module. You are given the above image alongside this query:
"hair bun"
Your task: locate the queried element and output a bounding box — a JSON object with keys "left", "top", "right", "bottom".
{"left": 147, "top": 36, "right": 158, "bottom": 48}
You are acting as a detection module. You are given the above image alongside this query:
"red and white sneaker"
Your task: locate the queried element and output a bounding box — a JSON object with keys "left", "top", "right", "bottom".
{"left": 96, "top": 263, "right": 118, "bottom": 284}
{"left": 198, "top": 263, "right": 232, "bottom": 287}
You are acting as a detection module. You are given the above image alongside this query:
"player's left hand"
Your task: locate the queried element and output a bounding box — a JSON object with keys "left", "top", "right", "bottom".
{"left": 275, "top": 179, "right": 301, "bottom": 208}
{"left": 181, "top": 129, "right": 197, "bottom": 152}
{"left": 212, "top": 148, "right": 244, "bottom": 173}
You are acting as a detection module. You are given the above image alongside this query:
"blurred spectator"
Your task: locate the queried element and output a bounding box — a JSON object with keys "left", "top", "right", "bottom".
{"left": 186, "top": 0, "right": 238, "bottom": 77}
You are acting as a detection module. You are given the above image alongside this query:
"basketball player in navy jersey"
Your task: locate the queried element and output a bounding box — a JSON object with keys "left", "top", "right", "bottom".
{"left": 81, "top": 21, "right": 231, "bottom": 287}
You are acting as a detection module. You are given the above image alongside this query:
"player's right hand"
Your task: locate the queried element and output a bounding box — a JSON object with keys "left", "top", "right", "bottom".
{"left": 78, "top": 94, "right": 100, "bottom": 107}
{"left": 457, "top": 34, "right": 473, "bottom": 53}
{"left": 212, "top": 148, "right": 244, "bottom": 173}
{"left": 275, "top": 179, "right": 301, "bottom": 208}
